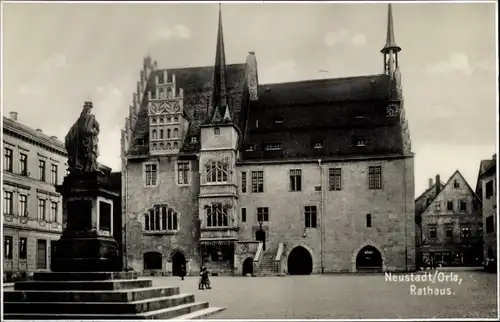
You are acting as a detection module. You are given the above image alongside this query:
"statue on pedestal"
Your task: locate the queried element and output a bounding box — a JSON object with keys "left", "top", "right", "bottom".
{"left": 65, "top": 100, "right": 100, "bottom": 174}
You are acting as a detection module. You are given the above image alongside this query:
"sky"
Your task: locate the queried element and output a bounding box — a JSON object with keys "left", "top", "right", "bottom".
{"left": 2, "top": 2, "right": 497, "bottom": 197}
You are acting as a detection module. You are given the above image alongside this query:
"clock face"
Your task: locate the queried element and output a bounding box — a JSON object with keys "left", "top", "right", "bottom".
{"left": 386, "top": 103, "right": 399, "bottom": 117}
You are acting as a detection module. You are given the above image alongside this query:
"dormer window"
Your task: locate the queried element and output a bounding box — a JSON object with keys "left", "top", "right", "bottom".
{"left": 191, "top": 137, "right": 197, "bottom": 143}
{"left": 314, "top": 141, "right": 323, "bottom": 149}
{"left": 356, "top": 139, "right": 366, "bottom": 147}
{"left": 214, "top": 128, "right": 220, "bottom": 135}
{"left": 264, "top": 143, "right": 282, "bottom": 151}
{"left": 245, "top": 145, "right": 255, "bottom": 152}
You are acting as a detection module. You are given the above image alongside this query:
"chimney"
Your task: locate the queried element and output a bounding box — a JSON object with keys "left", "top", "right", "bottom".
{"left": 428, "top": 178, "right": 433, "bottom": 189}
{"left": 435, "top": 174, "right": 441, "bottom": 195}
{"left": 9, "top": 112, "right": 18, "bottom": 121}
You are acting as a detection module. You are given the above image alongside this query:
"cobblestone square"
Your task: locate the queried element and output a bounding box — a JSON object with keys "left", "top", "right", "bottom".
{"left": 149, "top": 270, "right": 497, "bottom": 319}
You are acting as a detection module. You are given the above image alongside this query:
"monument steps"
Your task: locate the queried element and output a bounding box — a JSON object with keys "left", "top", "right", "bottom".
{"left": 175, "top": 307, "right": 227, "bottom": 320}
{"left": 4, "top": 286, "right": 180, "bottom": 302}
{"left": 4, "top": 293, "right": 196, "bottom": 315}
{"left": 13, "top": 279, "right": 152, "bottom": 291}
{"left": 3, "top": 301, "right": 217, "bottom": 320}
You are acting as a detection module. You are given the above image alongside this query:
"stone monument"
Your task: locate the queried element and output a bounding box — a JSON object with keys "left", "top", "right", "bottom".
{"left": 3, "top": 101, "right": 225, "bottom": 319}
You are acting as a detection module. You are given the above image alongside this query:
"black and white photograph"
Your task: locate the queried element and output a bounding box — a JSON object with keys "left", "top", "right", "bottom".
{"left": 1, "top": 0, "right": 498, "bottom": 320}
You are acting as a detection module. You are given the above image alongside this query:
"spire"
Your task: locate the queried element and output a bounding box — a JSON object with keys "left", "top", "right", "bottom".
{"left": 211, "top": 3, "right": 229, "bottom": 124}
{"left": 381, "top": 3, "right": 401, "bottom": 54}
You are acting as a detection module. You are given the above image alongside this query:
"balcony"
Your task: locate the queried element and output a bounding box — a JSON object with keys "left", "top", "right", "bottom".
{"left": 200, "top": 226, "right": 239, "bottom": 241}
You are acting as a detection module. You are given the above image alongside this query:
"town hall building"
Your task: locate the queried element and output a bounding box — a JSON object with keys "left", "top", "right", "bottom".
{"left": 121, "top": 4, "right": 415, "bottom": 276}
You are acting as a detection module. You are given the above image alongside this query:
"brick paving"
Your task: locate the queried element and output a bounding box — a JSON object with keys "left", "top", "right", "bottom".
{"left": 150, "top": 270, "right": 498, "bottom": 319}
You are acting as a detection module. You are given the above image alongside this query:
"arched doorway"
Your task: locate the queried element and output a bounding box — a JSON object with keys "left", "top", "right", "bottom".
{"left": 171, "top": 251, "right": 186, "bottom": 276}
{"left": 287, "top": 246, "right": 313, "bottom": 275}
{"left": 356, "top": 246, "right": 383, "bottom": 271}
{"left": 143, "top": 252, "right": 162, "bottom": 270}
{"left": 256, "top": 229, "right": 266, "bottom": 251}
{"left": 242, "top": 257, "right": 253, "bottom": 276}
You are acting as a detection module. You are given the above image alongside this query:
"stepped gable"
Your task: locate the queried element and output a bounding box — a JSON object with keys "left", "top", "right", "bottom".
{"left": 240, "top": 73, "right": 406, "bottom": 161}
{"left": 127, "top": 63, "right": 246, "bottom": 157}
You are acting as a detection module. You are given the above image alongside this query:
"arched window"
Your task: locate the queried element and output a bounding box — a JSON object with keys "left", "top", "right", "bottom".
{"left": 167, "top": 129, "right": 171, "bottom": 138}
{"left": 173, "top": 128, "right": 179, "bottom": 138}
{"left": 152, "top": 143, "right": 157, "bottom": 149}
{"left": 206, "top": 161, "right": 229, "bottom": 183}
{"left": 152, "top": 117, "right": 157, "bottom": 124}
{"left": 206, "top": 203, "right": 229, "bottom": 227}
{"left": 167, "top": 143, "right": 172, "bottom": 149}
{"left": 144, "top": 204, "right": 179, "bottom": 232}
{"left": 160, "top": 129, "right": 164, "bottom": 139}
{"left": 159, "top": 142, "right": 164, "bottom": 149}
{"left": 173, "top": 142, "right": 178, "bottom": 149}
{"left": 152, "top": 130, "right": 157, "bottom": 140}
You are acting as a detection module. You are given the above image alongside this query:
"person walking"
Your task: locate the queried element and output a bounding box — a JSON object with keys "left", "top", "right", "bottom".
{"left": 180, "top": 264, "right": 186, "bottom": 281}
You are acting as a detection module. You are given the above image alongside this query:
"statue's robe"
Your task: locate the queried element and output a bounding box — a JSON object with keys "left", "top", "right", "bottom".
{"left": 64, "top": 112, "right": 100, "bottom": 173}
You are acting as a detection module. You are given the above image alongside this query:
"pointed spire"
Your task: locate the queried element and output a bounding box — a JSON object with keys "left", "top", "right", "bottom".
{"left": 381, "top": 3, "right": 401, "bottom": 54}
{"left": 210, "top": 3, "right": 229, "bottom": 124}
{"left": 222, "top": 105, "right": 232, "bottom": 122}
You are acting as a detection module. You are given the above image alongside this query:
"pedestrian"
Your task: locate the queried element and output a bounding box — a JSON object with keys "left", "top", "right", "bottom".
{"left": 180, "top": 264, "right": 186, "bottom": 281}
{"left": 203, "top": 267, "right": 212, "bottom": 290}
{"left": 199, "top": 266, "right": 206, "bottom": 290}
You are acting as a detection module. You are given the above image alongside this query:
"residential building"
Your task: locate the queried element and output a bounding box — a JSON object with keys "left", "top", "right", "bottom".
{"left": 122, "top": 4, "right": 415, "bottom": 275}
{"left": 3, "top": 112, "right": 67, "bottom": 274}
{"left": 476, "top": 154, "right": 497, "bottom": 262}
{"left": 419, "top": 171, "right": 483, "bottom": 266}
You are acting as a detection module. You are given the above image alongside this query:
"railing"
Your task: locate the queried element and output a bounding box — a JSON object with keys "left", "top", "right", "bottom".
{"left": 253, "top": 241, "right": 264, "bottom": 275}
{"left": 275, "top": 243, "right": 285, "bottom": 275}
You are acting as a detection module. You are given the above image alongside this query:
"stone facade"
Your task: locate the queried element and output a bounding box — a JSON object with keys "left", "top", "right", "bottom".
{"left": 476, "top": 155, "right": 497, "bottom": 261}
{"left": 3, "top": 113, "right": 67, "bottom": 274}
{"left": 420, "top": 171, "right": 483, "bottom": 266}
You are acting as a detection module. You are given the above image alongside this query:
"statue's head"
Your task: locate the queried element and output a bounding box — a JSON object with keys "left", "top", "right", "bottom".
{"left": 81, "top": 100, "right": 93, "bottom": 116}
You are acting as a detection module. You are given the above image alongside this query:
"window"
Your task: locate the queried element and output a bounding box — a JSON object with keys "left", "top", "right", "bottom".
{"left": 305, "top": 206, "right": 317, "bottom": 228}
{"left": 177, "top": 162, "right": 189, "bottom": 185}
{"left": 50, "top": 202, "right": 58, "bottom": 222}
{"left": 486, "top": 216, "right": 494, "bottom": 234}
{"left": 173, "top": 142, "right": 178, "bottom": 149}
{"left": 3, "top": 191, "right": 13, "bottom": 215}
{"left": 159, "top": 88, "right": 165, "bottom": 99}
{"left": 486, "top": 180, "right": 494, "bottom": 199}
{"left": 144, "top": 204, "right": 179, "bottom": 231}
{"left": 478, "top": 224, "right": 483, "bottom": 237}
{"left": 173, "top": 128, "right": 179, "bottom": 138}
{"left": 39, "top": 159, "right": 46, "bottom": 181}
{"left": 150, "top": 90, "right": 156, "bottom": 100}
{"left": 366, "top": 213, "right": 372, "bottom": 228}
{"left": 461, "top": 226, "right": 471, "bottom": 238}
{"left": 257, "top": 207, "right": 269, "bottom": 222}
{"left": 356, "top": 139, "right": 366, "bottom": 147}
{"left": 38, "top": 198, "right": 46, "bottom": 220}
{"left": 167, "top": 88, "right": 173, "bottom": 98}
{"left": 19, "top": 194, "right": 28, "bottom": 217}
{"left": 445, "top": 226, "right": 453, "bottom": 238}
{"left": 152, "top": 130, "right": 157, "bottom": 139}
{"left": 241, "top": 172, "right": 247, "bottom": 193}
{"left": 453, "top": 180, "right": 460, "bottom": 188}
{"left": 290, "top": 169, "right": 302, "bottom": 192}
{"left": 50, "top": 164, "right": 58, "bottom": 185}
{"left": 4, "top": 148, "right": 13, "bottom": 172}
{"left": 329, "top": 168, "right": 342, "bottom": 191}
{"left": 241, "top": 208, "right": 246, "bottom": 222}
{"left": 160, "top": 129, "right": 164, "bottom": 139}
{"left": 434, "top": 202, "right": 441, "bottom": 211}
{"left": 206, "top": 203, "right": 229, "bottom": 227}
{"left": 368, "top": 166, "right": 382, "bottom": 189}
{"left": 428, "top": 226, "right": 437, "bottom": 239}
{"left": 152, "top": 117, "right": 157, "bottom": 124}
{"left": 191, "top": 136, "right": 197, "bottom": 143}
{"left": 447, "top": 200, "right": 454, "bottom": 211}
{"left": 174, "top": 116, "right": 179, "bottom": 122}
{"left": 206, "top": 161, "right": 229, "bottom": 183}
{"left": 167, "top": 129, "right": 171, "bottom": 138}
{"left": 214, "top": 128, "right": 220, "bottom": 135}
{"left": 251, "top": 171, "right": 264, "bottom": 193}
{"left": 145, "top": 164, "right": 158, "bottom": 186}
{"left": 19, "top": 237, "right": 27, "bottom": 260}
{"left": 20, "top": 153, "right": 28, "bottom": 176}
{"left": 4, "top": 236, "right": 13, "bottom": 260}
{"left": 459, "top": 200, "right": 467, "bottom": 212}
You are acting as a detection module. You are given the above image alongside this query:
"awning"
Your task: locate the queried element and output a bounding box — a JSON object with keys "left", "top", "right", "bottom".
{"left": 200, "top": 238, "right": 237, "bottom": 246}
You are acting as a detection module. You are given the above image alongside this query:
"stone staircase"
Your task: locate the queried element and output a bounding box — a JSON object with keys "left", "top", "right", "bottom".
{"left": 3, "top": 272, "right": 224, "bottom": 320}
{"left": 260, "top": 252, "right": 278, "bottom": 276}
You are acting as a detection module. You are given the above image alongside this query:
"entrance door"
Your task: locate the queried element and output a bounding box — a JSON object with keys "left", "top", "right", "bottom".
{"left": 287, "top": 246, "right": 313, "bottom": 275}
{"left": 256, "top": 229, "right": 266, "bottom": 251}
{"left": 37, "top": 239, "right": 47, "bottom": 269}
{"left": 355, "top": 246, "right": 382, "bottom": 271}
{"left": 242, "top": 257, "right": 253, "bottom": 276}
{"left": 172, "top": 252, "right": 186, "bottom": 276}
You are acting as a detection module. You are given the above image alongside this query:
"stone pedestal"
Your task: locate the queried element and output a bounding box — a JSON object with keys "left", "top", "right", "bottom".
{"left": 52, "top": 171, "right": 121, "bottom": 272}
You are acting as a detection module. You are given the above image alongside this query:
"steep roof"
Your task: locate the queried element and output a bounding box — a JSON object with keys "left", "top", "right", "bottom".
{"left": 127, "top": 63, "right": 247, "bottom": 157}
{"left": 415, "top": 181, "right": 445, "bottom": 216}
{"left": 240, "top": 74, "right": 405, "bottom": 161}
{"left": 475, "top": 158, "right": 496, "bottom": 194}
